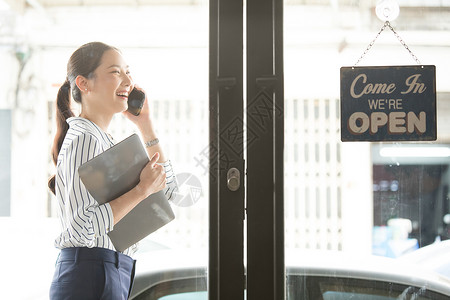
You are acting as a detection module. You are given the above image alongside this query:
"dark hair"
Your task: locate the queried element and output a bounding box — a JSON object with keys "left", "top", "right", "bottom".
{"left": 48, "top": 42, "right": 118, "bottom": 194}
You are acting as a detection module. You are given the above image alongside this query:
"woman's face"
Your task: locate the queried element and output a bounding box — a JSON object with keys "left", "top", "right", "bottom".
{"left": 85, "top": 49, "right": 134, "bottom": 116}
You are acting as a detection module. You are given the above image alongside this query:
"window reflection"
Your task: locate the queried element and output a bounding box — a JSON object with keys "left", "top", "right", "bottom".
{"left": 284, "top": 0, "right": 450, "bottom": 298}
{"left": 1, "top": 2, "right": 208, "bottom": 300}
{"left": 1, "top": 0, "right": 450, "bottom": 299}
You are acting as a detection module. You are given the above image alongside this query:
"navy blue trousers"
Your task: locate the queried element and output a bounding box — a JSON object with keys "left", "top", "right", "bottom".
{"left": 50, "top": 247, "right": 136, "bottom": 300}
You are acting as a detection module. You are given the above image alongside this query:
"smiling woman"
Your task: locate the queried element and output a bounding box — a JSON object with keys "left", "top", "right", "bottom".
{"left": 47, "top": 41, "right": 178, "bottom": 300}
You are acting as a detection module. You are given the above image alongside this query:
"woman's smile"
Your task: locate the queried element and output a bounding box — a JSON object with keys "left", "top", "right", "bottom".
{"left": 116, "top": 90, "right": 130, "bottom": 101}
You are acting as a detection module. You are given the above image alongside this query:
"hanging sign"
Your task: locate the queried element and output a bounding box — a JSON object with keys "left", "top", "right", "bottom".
{"left": 340, "top": 65, "right": 436, "bottom": 142}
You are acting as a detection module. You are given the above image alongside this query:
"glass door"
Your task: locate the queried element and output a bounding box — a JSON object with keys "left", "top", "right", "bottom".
{"left": 0, "top": 1, "right": 210, "bottom": 300}
{"left": 284, "top": 1, "right": 450, "bottom": 299}
{"left": 5, "top": 1, "right": 450, "bottom": 299}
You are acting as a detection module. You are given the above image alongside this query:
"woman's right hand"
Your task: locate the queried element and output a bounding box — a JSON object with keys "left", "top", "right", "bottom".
{"left": 136, "top": 152, "right": 166, "bottom": 198}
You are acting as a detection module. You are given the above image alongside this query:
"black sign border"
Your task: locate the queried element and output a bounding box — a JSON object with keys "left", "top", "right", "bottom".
{"left": 340, "top": 65, "right": 437, "bottom": 142}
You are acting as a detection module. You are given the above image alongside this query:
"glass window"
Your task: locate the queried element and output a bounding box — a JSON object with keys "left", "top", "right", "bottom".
{"left": 2, "top": 0, "right": 450, "bottom": 299}
{"left": 284, "top": 0, "right": 450, "bottom": 298}
{"left": 0, "top": 1, "right": 208, "bottom": 299}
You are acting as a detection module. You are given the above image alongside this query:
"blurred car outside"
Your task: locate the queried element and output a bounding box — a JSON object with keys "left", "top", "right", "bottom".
{"left": 398, "top": 239, "right": 450, "bottom": 279}
{"left": 130, "top": 248, "right": 450, "bottom": 299}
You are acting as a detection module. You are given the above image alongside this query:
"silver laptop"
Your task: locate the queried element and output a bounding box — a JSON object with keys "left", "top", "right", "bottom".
{"left": 78, "top": 133, "right": 175, "bottom": 252}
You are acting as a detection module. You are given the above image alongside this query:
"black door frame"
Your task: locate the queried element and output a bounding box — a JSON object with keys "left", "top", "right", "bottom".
{"left": 209, "top": 0, "right": 245, "bottom": 299}
{"left": 246, "top": 0, "right": 285, "bottom": 299}
{"left": 209, "top": 0, "right": 284, "bottom": 299}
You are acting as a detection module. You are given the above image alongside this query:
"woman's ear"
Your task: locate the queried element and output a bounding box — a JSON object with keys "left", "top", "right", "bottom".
{"left": 75, "top": 75, "right": 90, "bottom": 93}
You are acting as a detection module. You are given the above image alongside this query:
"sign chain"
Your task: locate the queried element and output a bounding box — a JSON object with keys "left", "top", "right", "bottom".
{"left": 354, "top": 21, "right": 422, "bottom": 66}
{"left": 386, "top": 22, "right": 422, "bottom": 65}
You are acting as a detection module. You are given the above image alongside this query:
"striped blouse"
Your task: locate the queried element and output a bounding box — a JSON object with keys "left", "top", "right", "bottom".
{"left": 54, "top": 117, "right": 177, "bottom": 256}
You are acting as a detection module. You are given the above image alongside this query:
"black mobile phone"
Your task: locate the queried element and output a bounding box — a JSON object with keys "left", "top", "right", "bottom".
{"left": 127, "top": 88, "right": 145, "bottom": 116}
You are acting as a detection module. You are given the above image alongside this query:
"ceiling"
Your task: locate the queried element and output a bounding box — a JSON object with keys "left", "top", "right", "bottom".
{"left": 5, "top": 0, "right": 450, "bottom": 13}
{"left": 3, "top": 0, "right": 201, "bottom": 13}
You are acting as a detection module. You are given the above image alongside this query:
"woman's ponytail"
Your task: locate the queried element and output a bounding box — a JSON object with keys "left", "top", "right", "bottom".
{"left": 48, "top": 80, "right": 74, "bottom": 194}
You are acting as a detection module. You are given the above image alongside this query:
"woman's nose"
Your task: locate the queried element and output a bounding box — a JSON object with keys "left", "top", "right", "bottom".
{"left": 122, "top": 73, "right": 133, "bottom": 86}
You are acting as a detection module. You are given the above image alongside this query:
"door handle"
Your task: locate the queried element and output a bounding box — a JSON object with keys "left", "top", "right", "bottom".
{"left": 227, "top": 168, "right": 240, "bottom": 191}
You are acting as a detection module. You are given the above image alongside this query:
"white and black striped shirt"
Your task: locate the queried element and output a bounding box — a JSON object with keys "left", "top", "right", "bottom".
{"left": 54, "top": 117, "right": 177, "bottom": 256}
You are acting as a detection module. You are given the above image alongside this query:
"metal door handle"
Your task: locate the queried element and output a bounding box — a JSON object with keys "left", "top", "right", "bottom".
{"left": 227, "top": 168, "right": 240, "bottom": 191}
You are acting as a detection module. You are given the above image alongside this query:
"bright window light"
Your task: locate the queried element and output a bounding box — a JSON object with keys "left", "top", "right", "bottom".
{"left": 380, "top": 147, "right": 450, "bottom": 158}
{"left": 0, "top": 1, "right": 9, "bottom": 11}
